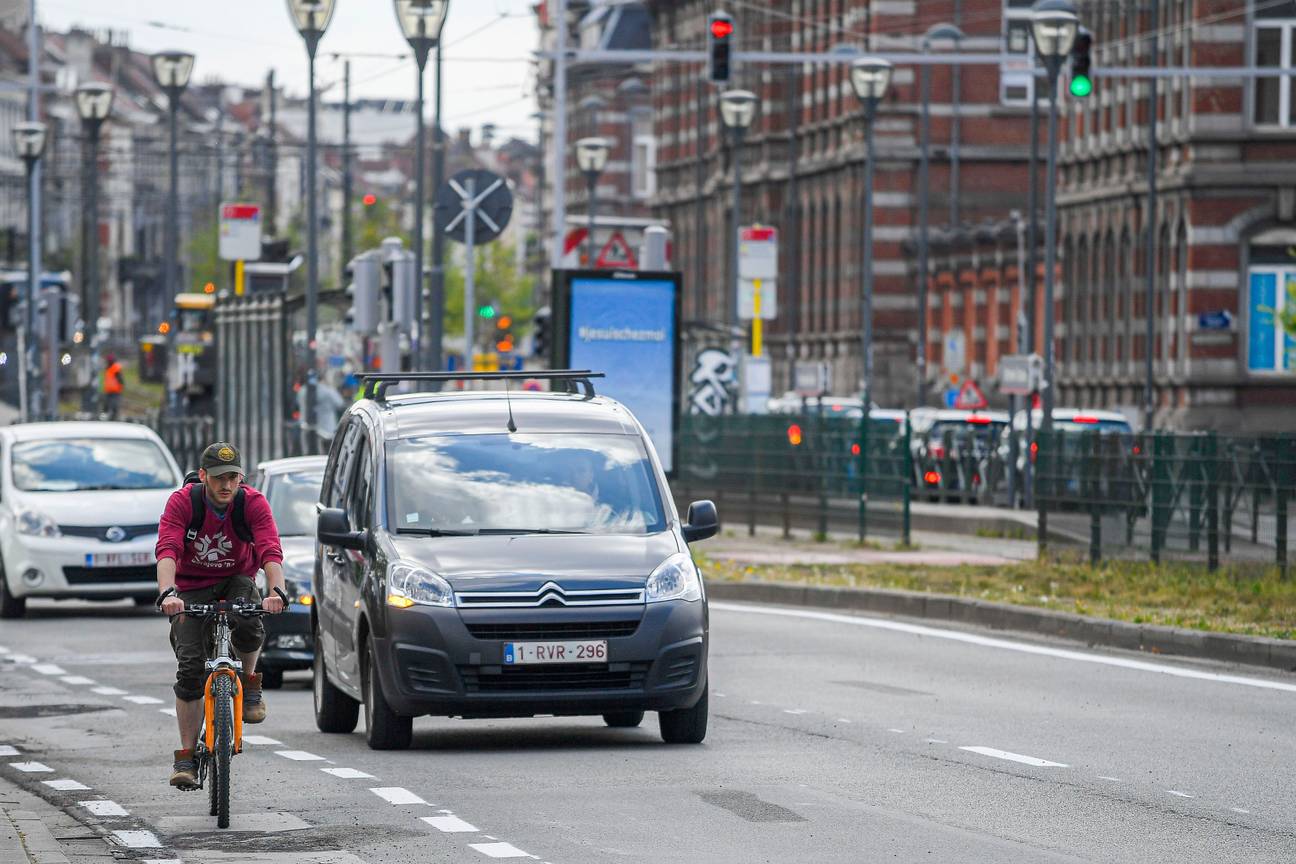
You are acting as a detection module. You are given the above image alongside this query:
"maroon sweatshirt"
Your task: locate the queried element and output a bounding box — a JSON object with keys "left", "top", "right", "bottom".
{"left": 156, "top": 485, "right": 284, "bottom": 592}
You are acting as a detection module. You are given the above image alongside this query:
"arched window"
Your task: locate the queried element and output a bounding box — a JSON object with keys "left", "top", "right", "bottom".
{"left": 1245, "top": 226, "right": 1296, "bottom": 374}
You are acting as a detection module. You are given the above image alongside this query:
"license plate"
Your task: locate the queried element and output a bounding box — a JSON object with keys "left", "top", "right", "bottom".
{"left": 503, "top": 640, "right": 607, "bottom": 665}
{"left": 84, "top": 552, "right": 154, "bottom": 568}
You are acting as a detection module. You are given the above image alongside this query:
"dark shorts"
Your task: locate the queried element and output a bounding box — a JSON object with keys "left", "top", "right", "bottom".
{"left": 170, "top": 575, "right": 264, "bottom": 702}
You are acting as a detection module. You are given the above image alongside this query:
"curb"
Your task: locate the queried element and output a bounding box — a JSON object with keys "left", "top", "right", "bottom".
{"left": 0, "top": 809, "right": 71, "bottom": 864}
{"left": 708, "top": 580, "right": 1296, "bottom": 674}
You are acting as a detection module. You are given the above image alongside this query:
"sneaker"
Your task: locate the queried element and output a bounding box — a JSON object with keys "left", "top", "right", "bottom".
{"left": 242, "top": 672, "right": 266, "bottom": 724}
{"left": 170, "top": 749, "right": 198, "bottom": 790}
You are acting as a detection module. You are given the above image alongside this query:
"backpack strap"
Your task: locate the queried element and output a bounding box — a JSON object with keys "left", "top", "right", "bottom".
{"left": 185, "top": 483, "right": 205, "bottom": 543}
{"left": 231, "top": 487, "right": 254, "bottom": 544}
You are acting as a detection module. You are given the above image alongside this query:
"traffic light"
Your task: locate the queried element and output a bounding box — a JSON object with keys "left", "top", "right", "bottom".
{"left": 477, "top": 303, "right": 497, "bottom": 320}
{"left": 707, "top": 12, "right": 734, "bottom": 84}
{"left": 362, "top": 193, "right": 377, "bottom": 207}
{"left": 532, "top": 305, "right": 551, "bottom": 359}
{"left": 1069, "top": 27, "right": 1093, "bottom": 98}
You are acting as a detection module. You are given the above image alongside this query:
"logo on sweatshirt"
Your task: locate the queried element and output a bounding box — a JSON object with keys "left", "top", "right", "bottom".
{"left": 192, "top": 532, "right": 234, "bottom": 568}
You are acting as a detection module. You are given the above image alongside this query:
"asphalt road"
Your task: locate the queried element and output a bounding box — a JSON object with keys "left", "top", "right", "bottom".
{"left": 0, "top": 598, "right": 1292, "bottom": 863}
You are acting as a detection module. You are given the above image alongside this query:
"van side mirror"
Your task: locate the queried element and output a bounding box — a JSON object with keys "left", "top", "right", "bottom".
{"left": 682, "top": 500, "right": 719, "bottom": 544}
{"left": 318, "top": 507, "right": 366, "bottom": 551}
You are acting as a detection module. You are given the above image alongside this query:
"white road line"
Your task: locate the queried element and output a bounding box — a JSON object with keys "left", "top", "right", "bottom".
{"left": 7, "top": 654, "right": 35, "bottom": 664}
{"left": 469, "top": 842, "right": 535, "bottom": 859}
{"left": 242, "top": 735, "right": 283, "bottom": 746}
{"left": 0, "top": 746, "right": 18, "bottom": 757}
{"left": 1231, "top": 807, "right": 1251, "bottom": 814}
{"left": 31, "top": 664, "right": 66, "bottom": 675}
{"left": 159, "top": 708, "right": 177, "bottom": 717}
{"left": 370, "top": 787, "right": 429, "bottom": 805}
{"left": 123, "top": 695, "right": 164, "bottom": 705}
{"left": 1097, "top": 776, "right": 1124, "bottom": 783}
{"left": 887, "top": 728, "right": 906, "bottom": 734}
{"left": 43, "top": 779, "right": 90, "bottom": 791}
{"left": 60, "top": 676, "right": 95, "bottom": 685}
{"left": 421, "top": 815, "right": 479, "bottom": 833}
{"left": 926, "top": 738, "right": 949, "bottom": 744}
{"left": 1167, "top": 790, "right": 1195, "bottom": 799}
{"left": 714, "top": 692, "right": 727, "bottom": 697}
{"left": 91, "top": 686, "right": 127, "bottom": 696}
{"left": 322, "top": 768, "right": 375, "bottom": 779}
{"left": 783, "top": 709, "right": 807, "bottom": 715}
{"left": 835, "top": 718, "right": 852, "bottom": 724}
{"left": 712, "top": 602, "right": 1296, "bottom": 694}
{"left": 112, "top": 830, "right": 162, "bottom": 849}
{"left": 749, "top": 700, "right": 763, "bottom": 705}
{"left": 959, "top": 746, "right": 1069, "bottom": 768}
{"left": 275, "top": 750, "right": 326, "bottom": 761}
{"left": 9, "top": 762, "right": 53, "bottom": 773}
{"left": 80, "top": 800, "right": 129, "bottom": 817}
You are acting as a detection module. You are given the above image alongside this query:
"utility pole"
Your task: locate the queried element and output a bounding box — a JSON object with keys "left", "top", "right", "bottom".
{"left": 266, "top": 69, "right": 278, "bottom": 235}
{"left": 550, "top": 0, "right": 568, "bottom": 268}
{"left": 1143, "top": 0, "right": 1159, "bottom": 432}
{"left": 341, "top": 60, "right": 353, "bottom": 284}
{"left": 27, "top": 0, "right": 43, "bottom": 420}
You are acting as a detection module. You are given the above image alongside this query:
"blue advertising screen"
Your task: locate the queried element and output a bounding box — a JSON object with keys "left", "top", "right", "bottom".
{"left": 567, "top": 276, "right": 677, "bottom": 473}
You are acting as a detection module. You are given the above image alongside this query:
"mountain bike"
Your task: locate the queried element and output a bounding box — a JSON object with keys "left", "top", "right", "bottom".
{"left": 175, "top": 594, "right": 282, "bottom": 829}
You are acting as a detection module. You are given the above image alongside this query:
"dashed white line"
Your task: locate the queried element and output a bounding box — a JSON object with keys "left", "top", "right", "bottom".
{"left": 926, "top": 738, "right": 949, "bottom": 744}
{"left": 7, "top": 654, "right": 35, "bottom": 664}
{"left": 959, "top": 747, "right": 1069, "bottom": 768}
{"left": 714, "top": 692, "right": 727, "bottom": 697}
{"left": 275, "top": 750, "right": 326, "bottom": 761}
{"left": 31, "top": 664, "right": 66, "bottom": 675}
{"left": 1231, "top": 807, "right": 1251, "bottom": 815}
{"left": 91, "top": 686, "right": 127, "bottom": 696}
{"left": 322, "top": 767, "right": 375, "bottom": 779}
{"left": 60, "top": 676, "right": 95, "bottom": 685}
{"left": 123, "top": 695, "right": 164, "bottom": 705}
{"left": 749, "top": 700, "right": 763, "bottom": 705}
{"left": 469, "top": 841, "right": 535, "bottom": 859}
{"left": 242, "top": 735, "right": 283, "bottom": 746}
{"left": 370, "top": 787, "right": 430, "bottom": 805}
{"left": 80, "top": 800, "right": 129, "bottom": 817}
{"left": 1097, "top": 776, "right": 1124, "bottom": 783}
{"left": 112, "top": 829, "right": 162, "bottom": 849}
{"left": 783, "top": 709, "right": 808, "bottom": 715}
{"left": 43, "top": 779, "right": 90, "bottom": 791}
{"left": 9, "top": 762, "right": 53, "bottom": 773}
{"left": 835, "top": 718, "right": 852, "bottom": 724}
{"left": 0, "top": 746, "right": 18, "bottom": 757}
{"left": 422, "top": 815, "right": 480, "bottom": 833}
{"left": 886, "top": 728, "right": 906, "bottom": 734}
{"left": 1167, "top": 790, "right": 1195, "bottom": 799}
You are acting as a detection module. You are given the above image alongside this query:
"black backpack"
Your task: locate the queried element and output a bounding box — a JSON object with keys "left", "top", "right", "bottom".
{"left": 181, "top": 470, "right": 253, "bottom": 545}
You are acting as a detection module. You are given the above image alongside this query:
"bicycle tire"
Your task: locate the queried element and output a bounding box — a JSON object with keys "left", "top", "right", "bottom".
{"left": 213, "top": 674, "right": 234, "bottom": 829}
{"left": 206, "top": 747, "right": 217, "bottom": 816}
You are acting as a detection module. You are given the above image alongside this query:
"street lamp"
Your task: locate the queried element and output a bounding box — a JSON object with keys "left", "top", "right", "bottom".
{"left": 719, "top": 89, "right": 757, "bottom": 331}
{"left": 849, "top": 56, "right": 892, "bottom": 414}
{"left": 151, "top": 51, "right": 193, "bottom": 413}
{"left": 574, "top": 137, "right": 611, "bottom": 267}
{"left": 394, "top": 0, "right": 449, "bottom": 371}
{"left": 286, "top": 0, "right": 335, "bottom": 448}
{"left": 916, "top": 24, "right": 963, "bottom": 408}
{"left": 1029, "top": 0, "right": 1078, "bottom": 445}
{"left": 75, "top": 83, "right": 114, "bottom": 400}
{"left": 13, "top": 121, "right": 46, "bottom": 422}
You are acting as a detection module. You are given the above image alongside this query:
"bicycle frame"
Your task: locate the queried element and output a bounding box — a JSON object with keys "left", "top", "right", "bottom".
{"left": 202, "top": 611, "right": 245, "bottom": 755}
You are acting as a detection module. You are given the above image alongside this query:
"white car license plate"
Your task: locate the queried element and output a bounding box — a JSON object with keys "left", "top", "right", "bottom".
{"left": 84, "top": 552, "right": 153, "bottom": 568}
{"left": 503, "top": 640, "right": 607, "bottom": 665}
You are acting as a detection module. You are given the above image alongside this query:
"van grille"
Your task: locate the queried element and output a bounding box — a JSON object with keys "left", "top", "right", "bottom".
{"left": 460, "top": 662, "right": 650, "bottom": 693}
{"left": 464, "top": 620, "right": 640, "bottom": 641}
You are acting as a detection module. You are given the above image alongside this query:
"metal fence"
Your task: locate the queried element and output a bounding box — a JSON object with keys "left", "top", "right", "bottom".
{"left": 131, "top": 411, "right": 215, "bottom": 474}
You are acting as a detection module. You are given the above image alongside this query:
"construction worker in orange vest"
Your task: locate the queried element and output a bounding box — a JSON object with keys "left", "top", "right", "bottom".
{"left": 102, "top": 353, "right": 124, "bottom": 420}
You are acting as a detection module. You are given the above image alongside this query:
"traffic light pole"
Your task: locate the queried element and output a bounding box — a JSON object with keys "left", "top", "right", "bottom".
{"left": 1143, "top": 0, "right": 1159, "bottom": 432}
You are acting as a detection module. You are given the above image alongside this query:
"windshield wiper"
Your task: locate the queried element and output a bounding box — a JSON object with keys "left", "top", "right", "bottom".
{"left": 475, "top": 528, "right": 590, "bottom": 535}
{"left": 396, "top": 527, "right": 481, "bottom": 537}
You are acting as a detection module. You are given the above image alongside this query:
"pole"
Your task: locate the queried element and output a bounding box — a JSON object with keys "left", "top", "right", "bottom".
{"left": 305, "top": 43, "right": 319, "bottom": 448}
{"left": 550, "top": 0, "right": 568, "bottom": 267}
{"left": 164, "top": 93, "right": 180, "bottom": 413}
{"left": 785, "top": 61, "right": 801, "bottom": 377}
{"left": 1023, "top": 64, "right": 1041, "bottom": 507}
{"left": 585, "top": 172, "right": 597, "bottom": 266}
{"left": 917, "top": 53, "right": 931, "bottom": 407}
{"left": 85, "top": 121, "right": 101, "bottom": 382}
{"left": 729, "top": 125, "right": 743, "bottom": 330}
{"left": 412, "top": 52, "right": 427, "bottom": 366}
{"left": 1042, "top": 64, "right": 1061, "bottom": 440}
{"left": 464, "top": 175, "right": 477, "bottom": 367}
{"left": 694, "top": 73, "right": 706, "bottom": 322}
{"left": 24, "top": 158, "right": 36, "bottom": 422}
{"left": 862, "top": 97, "right": 878, "bottom": 412}
{"left": 266, "top": 69, "right": 278, "bottom": 233}
{"left": 341, "top": 60, "right": 353, "bottom": 286}
{"left": 1143, "top": 0, "right": 1159, "bottom": 432}
{"left": 430, "top": 44, "right": 445, "bottom": 372}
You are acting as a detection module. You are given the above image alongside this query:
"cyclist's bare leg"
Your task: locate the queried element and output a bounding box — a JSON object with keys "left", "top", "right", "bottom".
{"left": 176, "top": 698, "right": 203, "bottom": 750}
{"left": 238, "top": 648, "right": 260, "bottom": 677}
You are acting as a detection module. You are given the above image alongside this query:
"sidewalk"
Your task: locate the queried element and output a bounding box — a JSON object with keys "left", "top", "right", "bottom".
{"left": 0, "top": 774, "right": 103, "bottom": 864}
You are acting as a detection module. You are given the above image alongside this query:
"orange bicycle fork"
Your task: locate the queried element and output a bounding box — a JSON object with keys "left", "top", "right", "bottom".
{"left": 202, "top": 668, "right": 244, "bottom": 754}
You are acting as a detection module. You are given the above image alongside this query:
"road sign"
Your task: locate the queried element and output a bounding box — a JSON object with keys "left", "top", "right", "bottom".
{"left": 434, "top": 169, "right": 513, "bottom": 244}
{"left": 219, "top": 203, "right": 262, "bottom": 261}
{"left": 738, "top": 279, "right": 777, "bottom": 320}
{"left": 999, "top": 353, "right": 1042, "bottom": 395}
{"left": 943, "top": 330, "right": 966, "bottom": 374}
{"left": 954, "top": 379, "right": 988, "bottom": 410}
{"left": 595, "top": 231, "right": 638, "bottom": 269}
{"left": 739, "top": 225, "right": 778, "bottom": 280}
{"left": 793, "top": 360, "right": 830, "bottom": 397}
{"left": 1198, "top": 310, "right": 1233, "bottom": 331}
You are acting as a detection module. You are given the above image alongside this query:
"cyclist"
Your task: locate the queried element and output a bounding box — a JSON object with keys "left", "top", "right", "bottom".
{"left": 154, "top": 442, "right": 286, "bottom": 790}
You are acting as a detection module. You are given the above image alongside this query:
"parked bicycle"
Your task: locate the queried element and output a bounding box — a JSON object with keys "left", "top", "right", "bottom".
{"left": 171, "top": 592, "right": 283, "bottom": 829}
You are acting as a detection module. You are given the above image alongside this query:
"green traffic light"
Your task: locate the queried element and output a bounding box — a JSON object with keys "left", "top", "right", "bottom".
{"left": 1070, "top": 74, "right": 1093, "bottom": 98}
{"left": 478, "top": 305, "right": 496, "bottom": 319}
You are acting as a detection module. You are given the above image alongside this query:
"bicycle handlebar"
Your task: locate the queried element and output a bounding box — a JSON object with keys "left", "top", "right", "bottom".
{"left": 168, "top": 587, "right": 289, "bottom": 620}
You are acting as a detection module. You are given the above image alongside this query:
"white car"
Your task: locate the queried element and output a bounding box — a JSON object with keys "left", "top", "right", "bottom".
{"left": 0, "top": 421, "right": 183, "bottom": 618}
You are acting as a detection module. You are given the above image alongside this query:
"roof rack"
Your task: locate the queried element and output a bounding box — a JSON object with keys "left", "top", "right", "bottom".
{"left": 358, "top": 370, "right": 605, "bottom": 402}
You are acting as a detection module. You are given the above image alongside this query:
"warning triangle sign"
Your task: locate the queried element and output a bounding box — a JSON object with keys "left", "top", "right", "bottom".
{"left": 595, "top": 231, "right": 638, "bottom": 270}
{"left": 954, "top": 379, "right": 988, "bottom": 410}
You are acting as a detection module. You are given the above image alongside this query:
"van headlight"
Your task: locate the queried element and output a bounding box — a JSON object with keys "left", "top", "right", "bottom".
{"left": 386, "top": 561, "right": 454, "bottom": 608}
{"left": 646, "top": 553, "right": 702, "bottom": 603}
{"left": 16, "top": 509, "right": 60, "bottom": 538}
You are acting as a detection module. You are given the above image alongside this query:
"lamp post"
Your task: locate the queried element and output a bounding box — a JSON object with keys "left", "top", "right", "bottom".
{"left": 75, "top": 83, "right": 114, "bottom": 403}
{"left": 849, "top": 56, "right": 893, "bottom": 413}
{"left": 1029, "top": 0, "right": 1078, "bottom": 443}
{"left": 151, "top": 51, "right": 194, "bottom": 413}
{"left": 13, "top": 122, "right": 46, "bottom": 422}
{"left": 394, "top": 0, "right": 449, "bottom": 371}
{"left": 719, "top": 89, "right": 757, "bottom": 331}
{"left": 286, "top": 0, "right": 335, "bottom": 448}
{"left": 574, "top": 137, "right": 610, "bottom": 267}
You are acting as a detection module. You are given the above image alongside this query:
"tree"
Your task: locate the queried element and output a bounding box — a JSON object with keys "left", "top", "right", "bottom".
{"left": 440, "top": 239, "right": 535, "bottom": 351}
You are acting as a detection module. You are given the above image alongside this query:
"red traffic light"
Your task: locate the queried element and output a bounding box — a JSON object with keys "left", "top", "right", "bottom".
{"left": 710, "top": 18, "right": 733, "bottom": 39}
{"left": 362, "top": 193, "right": 377, "bottom": 207}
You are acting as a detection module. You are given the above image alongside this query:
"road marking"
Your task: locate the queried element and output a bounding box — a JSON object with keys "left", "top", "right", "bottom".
{"left": 159, "top": 708, "right": 177, "bottom": 717}
{"left": 1231, "top": 807, "right": 1251, "bottom": 814}
{"left": 421, "top": 815, "right": 480, "bottom": 833}
{"left": 123, "top": 695, "right": 164, "bottom": 705}
{"left": 60, "top": 676, "right": 95, "bottom": 685}
{"left": 926, "top": 738, "right": 948, "bottom": 744}
{"left": 242, "top": 735, "right": 283, "bottom": 746}
{"left": 370, "top": 787, "right": 429, "bottom": 805}
{"left": 0, "top": 746, "right": 18, "bottom": 756}
{"left": 714, "top": 692, "right": 727, "bottom": 697}
{"left": 9, "top": 762, "right": 53, "bottom": 773}
{"left": 80, "top": 800, "right": 129, "bottom": 817}
{"left": 959, "top": 746, "right": 1068, "bottom": 768}
{"left": 43, "top": 779, "right": 90, "bottom": 791}
{"left": 749, "top": 700, "right": 763, "bottom": 705}
{"left": 275, "top": 750, "right": 326, "bottom": 761}
{"left": 469, "top": 841, "right": 535, "bottom": 859}
{"left": 1097, "top": 776, "right": 1124, "bottom": 783}
{"left": 7, "top": 654, "right": 35, "bottom": 663}
{"left": 887, "top": 728, "right": 906, "bottom": 734}
{"left": 713, "top": 602, "right": 1296, "bottom": 694}
{"left": 783, "top": 709, "right": 807, "bottom": 715}
{"left": 835, "top": 718, "right": 852, "bottom": 724}
{"left": 1167, "top": 790, "right": 1195, "bottom": 799}
{"left": 322, "top": 767, "right": 375, "bottom": 779}
{"left": 92, "top": 686, "right": 127, "bottom": 696}
{"left": 31, "top": 664, "right": 66, "bottom": 675}
{"left": 112, "top": 830, "right": 162, "bottom": 849}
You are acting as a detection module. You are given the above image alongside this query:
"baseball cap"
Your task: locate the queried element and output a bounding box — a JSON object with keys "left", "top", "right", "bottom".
{"left": 200, "top": 442, "right": 244, "bottom": 477}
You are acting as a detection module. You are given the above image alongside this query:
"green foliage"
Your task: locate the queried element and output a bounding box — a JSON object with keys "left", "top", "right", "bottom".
{"left": 186, "top": 219, "right": 222, "bottom": 292}
{"left": 441, "top": 239, "right": 536, "bottom": 350}
{"left": 357, "top": 196, "right": 403, "bottom": 252}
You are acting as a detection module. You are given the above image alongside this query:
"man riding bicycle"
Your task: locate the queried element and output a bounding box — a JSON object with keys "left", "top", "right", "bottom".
{"left": 155, "top": 442, "right": 286, "bottom": 789}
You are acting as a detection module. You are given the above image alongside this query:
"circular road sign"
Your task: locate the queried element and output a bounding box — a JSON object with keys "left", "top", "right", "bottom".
{"left": 434, "top": 169, "right": 514, "bottom": 245}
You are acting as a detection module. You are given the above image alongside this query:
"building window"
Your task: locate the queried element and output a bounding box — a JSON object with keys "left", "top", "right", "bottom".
{"left": 1001, "top": 1, "right": 1035, "bottom": 107}
{"left": 631, "top": 132, "right": 655, "bottom": 199}
{"left": 1254, "top": 5, "right": 1296, "bottom": 127}
{"left": 1246, "top": 268, "right": 1295, "bottom": 373}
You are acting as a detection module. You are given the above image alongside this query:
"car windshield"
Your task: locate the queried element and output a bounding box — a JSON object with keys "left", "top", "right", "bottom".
{"left": 389, "top": 433, "right": 668, "bottom": 536}
{"left": 266, "top": 469, "right": 325, "bottom": 536}
{"left": 11, "top": 438, "right": 176, "bottom": 492}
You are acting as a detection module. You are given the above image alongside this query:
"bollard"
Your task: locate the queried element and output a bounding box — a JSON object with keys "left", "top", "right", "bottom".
{"left": 902, "top": 411, "right": 913, "bottom": 547}
{"left": 782, "top": 490, "right": 791, "bottom": 539}
{"left": 816, "top": 409, "right": 829, "bottom": 538}
{"left": 1151, "top": 432, "right": 1170, "bottom": 564}
{"left": 1037, "top": 430, "right": 1048, "bottom": 555}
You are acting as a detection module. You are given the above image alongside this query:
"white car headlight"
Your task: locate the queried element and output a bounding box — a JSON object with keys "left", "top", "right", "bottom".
{"left": 387, "top": 561, "right": 454, "bottom": 608}
{"left": 646, "top": 552, "right": 702, "bottom": 603}
{"left": 16, "top": 509, "right": 60, "bottom": 538}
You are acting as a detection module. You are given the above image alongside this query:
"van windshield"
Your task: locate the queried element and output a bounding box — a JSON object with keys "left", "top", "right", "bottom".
{"left": 388, "top": 433, "right": 668, "bottom": 536}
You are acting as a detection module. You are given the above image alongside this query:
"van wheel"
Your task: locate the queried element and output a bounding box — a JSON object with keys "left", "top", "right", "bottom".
{"left": 363, "top": 639, "right": 412, "bottom": 750}
{"left": 659, "top": 687, "right": 708, "bottom": 744}
{"left": 0, "top": 562, "right": 25, "bottom": 620}
{"left": 602, "top": 710, "right": 644, "bottom": 728}
{"left": 313, "top": 629, "right": 358, "bottom": 733}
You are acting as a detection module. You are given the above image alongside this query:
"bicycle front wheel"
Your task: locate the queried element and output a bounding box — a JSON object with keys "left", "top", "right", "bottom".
{"left": 212, "top": 674, "right": 235, "bottom": 829}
